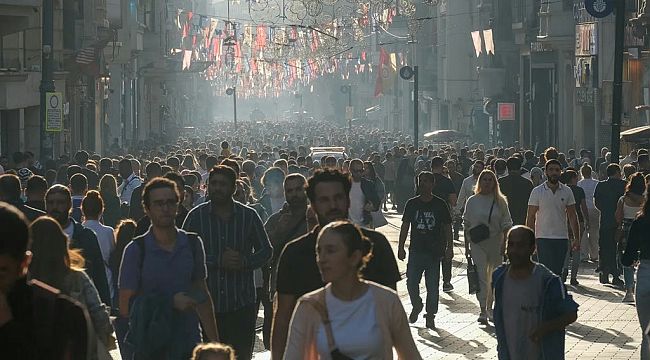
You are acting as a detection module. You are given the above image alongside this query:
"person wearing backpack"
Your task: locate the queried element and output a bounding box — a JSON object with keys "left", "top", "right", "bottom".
{"left": 118, "top": 177, "right": 219, "bottom": 359}
{"left": 0, "top": 203, "right": 90, "bottom": 360}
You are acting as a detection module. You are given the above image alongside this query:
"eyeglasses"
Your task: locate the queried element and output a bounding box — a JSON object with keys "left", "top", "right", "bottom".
{"left": 151, "top": 199, "right": 178, "bottom": 209}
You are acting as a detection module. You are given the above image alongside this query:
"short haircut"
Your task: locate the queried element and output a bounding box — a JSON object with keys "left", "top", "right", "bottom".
{"left": 544, "top": 147, "right": 559, "bottom": 160}
{"left": 0, "top": 174, "right": 22, "bottom": 201}
{"left": 284, "top": 173, "right": 307, "bottom": 187}
{"left": 417, "top": 171, "right": 435, "bottom": 183}
{"left": 430, "top": 156, "right": 445, "bottom": 169}
{"left": 0, "top": 203, "right": 30, "bottom": 261}
{"left": 119, "top": 158, "right": 133, "bottom": 171}
{"left": 494, "top": 158, "right": 507, "bottom": 172}
{"left": 69, "top": 173, "right": 88, "bottom": 194}
{"left": 145, "top": 161, "right": 162, "bottom": 178}
{"left": 261, "top": 167, "right": 285, "bottom": 187}
{"left": 606, "top": 163, "right": 621, "bottom": 177}
{"left": 167, "top": 156, "right": 180, "bottom": 168}
{"left": 208, "top": 165, "right": 237, "bottom": 186}
{"left": 506, "top": 157, "right": 522, "bottom": 171}
{"left": 142, "top": 177, "right": 180, "bottom": 209}
{"left": 45, "top": 184, "right": 72, "bottom": 203}
{"left": 205, "top": 156, "right": 219, "bottom": 170}
{"left": 220, "top": 159, "right": 241, "bottom": 177}
{"left": 544, "top": 159, "right": 562, "bottom": 170}
{"left": 639, "top": 154, "right": 650, "bottom": 166}
{"left": 164, "top": 172, "right": 185, "bottom": 192}
{"left": 306, "top": 169, "right": 352, "bottom": 204}
{"left": 26, "top": 175, "right": 48, "bottom": 194}
{"left": 508, "top": 225, "right": 536, "bottom": 247}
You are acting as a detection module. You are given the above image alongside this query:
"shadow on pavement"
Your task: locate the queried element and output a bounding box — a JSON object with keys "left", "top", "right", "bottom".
{"left": 571, "top": 284, "right": 623, "bottom": 303}
{"left": 439, "top": 292, "right": 481, "bottom": 314}
{"left": 415, "top": 326, "right": 491, "bottom": 357}
{"left": 567, "top": 322, "right": 637, "bottom": 350}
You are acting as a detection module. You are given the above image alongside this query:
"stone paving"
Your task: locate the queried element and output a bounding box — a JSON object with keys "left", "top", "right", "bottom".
{"left": 252, "top": 210, "right": 644, "bottom": 359}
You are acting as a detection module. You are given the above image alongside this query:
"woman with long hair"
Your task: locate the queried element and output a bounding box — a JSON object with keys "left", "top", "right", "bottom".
{"left": 30, "top": 216, "right": 114, "bottom": 359}
{"left": 463, "top": 170, "right": 513, "bottom": 324}
{"left": 285, "top": 221, "right": 420, "bottom": 359}
{"left": 616, "top": 172, "right": 646, "bottom": 302}
{"left": 99, "top": 174, "right": 121, "bottom": 227}
{"left": 622, "top": 191, "right": 650, "bottom": 358}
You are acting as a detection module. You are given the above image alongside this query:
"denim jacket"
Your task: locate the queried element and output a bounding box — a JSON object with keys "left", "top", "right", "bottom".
{"left": 492, "top": 263, "right": 579, "bottom": 360}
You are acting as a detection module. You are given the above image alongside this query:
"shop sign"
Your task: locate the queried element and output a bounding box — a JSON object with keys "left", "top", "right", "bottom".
{"left": 531, "top": 41, "right": 553, "bottom": 53}
{"left": 584, "top": 0, "right": 614, "bottom": 18}
{"left": 497, "top": 103, "right": 515, "bottom": 121}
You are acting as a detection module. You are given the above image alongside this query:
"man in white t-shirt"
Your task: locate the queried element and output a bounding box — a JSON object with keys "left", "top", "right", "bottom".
{"left": 577, "top": 164, "right": 599, "bottom": 262}
{"left": 526, "top": 159, "right": 580, "bottom": 276}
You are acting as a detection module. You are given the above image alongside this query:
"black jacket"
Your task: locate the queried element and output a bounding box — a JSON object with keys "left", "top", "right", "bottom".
{"left": 70, "top": 219, "right": 112, "bottom": 306}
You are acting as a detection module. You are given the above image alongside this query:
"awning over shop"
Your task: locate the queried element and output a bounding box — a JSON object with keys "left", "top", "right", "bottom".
{"left": 620, "top": 125, "right": 650, "bottom": 142}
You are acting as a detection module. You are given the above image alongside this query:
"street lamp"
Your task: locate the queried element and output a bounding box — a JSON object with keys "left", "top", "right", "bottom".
{"left": 340, "top": 84, "right": 353, "bottom": 132}
{"left": 226, "top": 87, "right": 237, "bottom": 128}
{"left": 400, "top": 65, "right": 419, "bottom": 146}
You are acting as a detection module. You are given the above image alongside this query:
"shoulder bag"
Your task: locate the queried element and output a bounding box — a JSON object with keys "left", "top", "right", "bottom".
{"left": 468, "top": 199, "right": 495, "bottom": 243}
{"left": 305, "top": 294, "right": 354, "bottom": 360}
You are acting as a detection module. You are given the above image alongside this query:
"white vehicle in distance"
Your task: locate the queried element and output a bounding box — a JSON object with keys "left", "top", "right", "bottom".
{"left": 309, "top": 147, "right": 348, "bottom": 161}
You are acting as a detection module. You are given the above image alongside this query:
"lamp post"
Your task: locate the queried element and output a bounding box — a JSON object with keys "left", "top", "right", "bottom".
{"left": 400, "top": 65, "right": 419, "bottom": 146}
{"left": 39, "top": 0, "right": 55, "bottom": 160}
{"left": 340, "top": 84, "right": 353, "bottom": 132}
{"left": 226, "top": 87, "right": 237, "bottom": 128}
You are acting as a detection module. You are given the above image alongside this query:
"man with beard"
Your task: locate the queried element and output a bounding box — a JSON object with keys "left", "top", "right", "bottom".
{"left": 262, "top": 174, "right": 309, "bottom": 350}
{"left": 492, "top": 226, "right": 578, "bottom": 359}
{"left": 44, "top": 184, "right": 111, "bottom": 306}
{"left": 182, "top": 165, "right": 272, "bottom": 360}
{"left": 526, "top": 160, "right": 580, "bottom": 276}
{"left": 270, "top": 169, "right": 401, "bottom": 360}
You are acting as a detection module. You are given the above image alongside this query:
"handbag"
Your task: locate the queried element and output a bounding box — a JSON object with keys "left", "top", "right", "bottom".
{"left": 466, "top": 255, "right": 480, "bottom": 295}
{"left": 469, "top": 199, "right": 495, "bottom": 244}
{"left": 306, "top": 295, "right": 354, "bottom": 360}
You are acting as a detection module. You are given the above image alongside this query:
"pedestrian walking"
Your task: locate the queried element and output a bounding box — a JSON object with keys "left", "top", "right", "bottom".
{"left": 45, "top": 184, "right": 111, "bottom": 306}
{"left": 284, "top": 221, "right": 421, "bottom": 359}
{"left": 0, "top": 203, "right": 90, "bottom": 360}
{"left": 493, "top": 226, "right": 579, "bottom": 360}
{"left": 30, "top": 216, "right": 115, "bottom": 360}
{"left": 464, "top": 170, "right": 513, "bottom": 324}
{"left": 594, "top": 163, "right": 626, "bottom": 286}
{"left": 182, "top": 166, "right": 271, "bottom": 360}
{"left": 577, "top": 164, "right": 600, "bottom": 262}
{"left": 81, "top": 190, "right": 116, "bottom": 301}
{"left": 398, "top": 171, "right": 453, "bottom": 329}
{"left": 526, "top": 160, "right": 580, "bottom": 276}
{"left": 431, "top": 156, "right": 458, "bottom": 292}
{"left": 119, "top": 177, "right": 219, "bottom": 359}
{"left": 99, "top": 174, "right": 122, "bottom": 228}
{"left": 621, "top": 193, "right": 650, "bottom": 358}
{"left": 615, "top": 172, "right": 646, "bottom": 302}
{"left": 271, "top": 169, "right": 400, "bottom": 360}
{"left": 498, "top": 157, "right": 533, "bottom": 226}
{"left": 561, "top": 170, "right": 588, "bottom": 286}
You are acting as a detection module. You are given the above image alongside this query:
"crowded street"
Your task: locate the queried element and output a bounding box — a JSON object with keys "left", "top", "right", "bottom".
{"left": 3, "top": 0, "right": 650, "bottom": 359}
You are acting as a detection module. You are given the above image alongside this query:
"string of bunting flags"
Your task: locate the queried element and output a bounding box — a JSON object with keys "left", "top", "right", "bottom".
{"left": 167, "top": 1, "right": 411, "bottom": 99}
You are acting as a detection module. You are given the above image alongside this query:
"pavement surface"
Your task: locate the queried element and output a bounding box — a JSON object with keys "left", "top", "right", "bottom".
{"left": 110, "top": 208, "right": 644, "bottom": 359}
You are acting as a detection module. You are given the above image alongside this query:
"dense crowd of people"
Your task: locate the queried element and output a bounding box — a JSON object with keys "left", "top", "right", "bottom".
{"left": 0, "top": 120, "right": 649, "bottom": 359}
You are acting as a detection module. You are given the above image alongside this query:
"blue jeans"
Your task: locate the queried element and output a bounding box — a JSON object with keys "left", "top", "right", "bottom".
{"left": 406, "top": 251, "right": 442, "bottom": 316}
{"left": 537, "top": 238, "right": 568, "bottom": 276}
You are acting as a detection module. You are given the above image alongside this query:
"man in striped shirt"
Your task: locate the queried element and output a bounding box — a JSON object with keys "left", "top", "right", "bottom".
{"left": 182, "top": 165, "right": 272, "bottom": 360}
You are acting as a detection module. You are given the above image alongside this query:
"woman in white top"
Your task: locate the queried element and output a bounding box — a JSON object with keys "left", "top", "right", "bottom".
{"left": 82, "top": 190, "right": 116, "bottom": 301}
{"left": 285, "top": 221, "right": 420, "bottom": 360}
{"left": 463, "top": 170, "right": 513, "bottom": 324}
{"left": 615, "top": 172, "right": 646, "bottom": 303}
